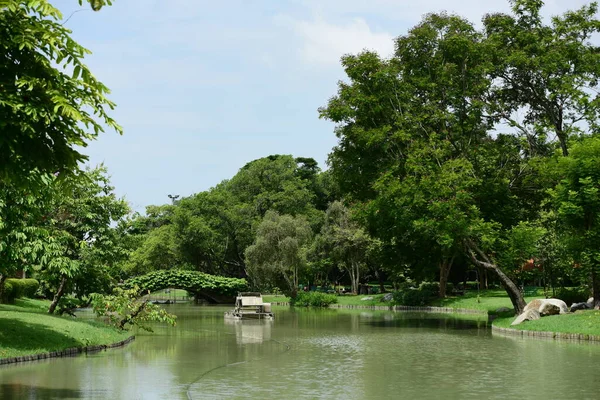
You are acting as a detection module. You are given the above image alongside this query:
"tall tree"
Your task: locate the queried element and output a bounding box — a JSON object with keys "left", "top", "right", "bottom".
{"left": 0, "top": 0, "right": 120, "bottom": 187}
{"left": 484, "top": 0, "right": 600, "bottom": 157}
{"left": 549, "top": 137, "right": 600, "bottom": 309}
{"left": 318, "top": 201, "right": 372, "bottom": 295}
{"left": 245, "top": 211, "right": 312, "bottom": 298}
{"left": 41, "top": 166, "right": 129, "bottom": 314}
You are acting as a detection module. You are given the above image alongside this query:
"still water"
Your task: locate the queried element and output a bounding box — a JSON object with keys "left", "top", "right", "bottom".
{"left": 1, "top": 304, "right": 600, "bottom": 399}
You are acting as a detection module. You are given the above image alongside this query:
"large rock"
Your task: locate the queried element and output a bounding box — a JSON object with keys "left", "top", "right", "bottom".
{"left": 570, "top": 302, "right": 590, "bottom": 312}
{"left": 587, "top": 297, "right": 595, "bottom": 308}
{"left": 511, "top": 309, "right": 541, "bottom": 326}
{"left": 524, "top": 298, "right": 569, "bottom": 315}
{"left": 380, "top": 293, "right": 394, "bottom": 302}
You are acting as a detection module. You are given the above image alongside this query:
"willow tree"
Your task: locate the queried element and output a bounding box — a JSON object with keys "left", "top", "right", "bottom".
{"left": 245, "top": 211, "right": 312, "bottom": 298}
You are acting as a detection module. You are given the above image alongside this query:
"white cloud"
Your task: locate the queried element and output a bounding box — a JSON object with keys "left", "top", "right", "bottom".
{"left": 276, "top": 14, "right": 395, "bottom": 67}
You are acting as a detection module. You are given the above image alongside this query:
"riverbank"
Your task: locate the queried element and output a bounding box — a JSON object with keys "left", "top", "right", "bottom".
{"left": 266, "top": 290, "right": 600, "bottom": 340}
{"left": 265, "top": 289, "right": 544, "bottom": 313}
{"left": 0, "top": 298, "right": 132, "bottom": 362}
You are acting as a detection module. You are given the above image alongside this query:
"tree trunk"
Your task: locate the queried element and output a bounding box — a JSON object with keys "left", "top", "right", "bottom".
{"left": 48, "top": 275, "right": 68, "bottom": 314}
{"left": 592, "top": 268, "right": 600, "bottom": 310}
{"left": 465, "top": 240, "right": 526, "bottom": 314}
{"left": 349, "top": 263, "right": 359, "bottom": 295}
{"left": 375, "top": 269, "right": 386, "bottom": 293}
{"left": 0, "top": 274, "right": 6, "bottom": 303}
{"left": 439, "top": 257, "right": 455, "bottom": 298}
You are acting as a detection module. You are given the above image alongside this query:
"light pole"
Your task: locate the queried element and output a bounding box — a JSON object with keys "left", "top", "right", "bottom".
{"left": 167, "top": 194, "right": 180, "bottom": 205}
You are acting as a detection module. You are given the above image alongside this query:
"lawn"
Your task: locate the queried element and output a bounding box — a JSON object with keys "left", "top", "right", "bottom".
{"left": 494, "top": 310, "right": 600, "bottom": 336}
{"left": 0, "top": 298, "right": 130, "bottom": 360}
{"left": 430, "top": 289, "right": 545, "bottom": 314}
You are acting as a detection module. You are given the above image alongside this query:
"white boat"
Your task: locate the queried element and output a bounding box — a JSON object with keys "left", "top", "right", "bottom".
{"left": 224, "top": 292, "right": 274, "bottom": 320}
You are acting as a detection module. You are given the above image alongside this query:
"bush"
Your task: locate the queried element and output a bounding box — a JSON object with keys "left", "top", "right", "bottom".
{"left": 392, "top": 281, "right": 444, "bottom": 307}
{"left": 291, "top": 291, "right": 338, "bottom": 307}
{"left": 1, "top": 279, "right": 39, "bottom": 303}
{"left": 1, "top": 281, "right": 15, "bottom": 303}
{"left": 555, "top": 287, "right": 589, "bottom": 306}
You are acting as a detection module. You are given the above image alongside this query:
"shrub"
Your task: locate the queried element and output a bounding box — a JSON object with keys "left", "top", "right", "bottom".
{"left": 291, "top": 291, "right": 338, "bottom": 307}
{"left": 392, "top": 281, "right": 444, "bottom": 307}
{"left": 1, "top": 279, "right": 40, "bottom": 303}
{"left": 555, "top": 287, "right": 589, "bottom": 306}
{"left": 20, "top": 279, "right": 40, "bottom": 298}
{"left": 1, "top": 281, "right": 15, "bottom": 303}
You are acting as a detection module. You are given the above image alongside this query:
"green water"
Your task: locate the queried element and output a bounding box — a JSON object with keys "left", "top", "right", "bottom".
{"left": 1, "top": 304, "right": 600, "bottom": 399}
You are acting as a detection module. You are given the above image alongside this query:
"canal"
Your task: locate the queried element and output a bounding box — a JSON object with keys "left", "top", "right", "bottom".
{"left": 1, "top": 304, "right": 599, "bottom": 399}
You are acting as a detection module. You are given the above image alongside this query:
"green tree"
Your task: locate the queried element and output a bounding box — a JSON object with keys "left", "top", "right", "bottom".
{"left": 484, "top": 0, "right": 600, "bottom": 157}
{"left": 40, "top": 166, "right": 129, "bottom": 314}
{"left": 0, "top": 0, "right": 120, "bottom": 187}
{"left": 320, "top": 11, "right": 533, "bottom": 312}
{"left": 245, "top": 211, "right": 312, "bottom": 298}
{"left": 549, "top": 137, "right": 600, "bottom": 308}
{"left": 318, "top": 201, "right": 372, "bottom": 295}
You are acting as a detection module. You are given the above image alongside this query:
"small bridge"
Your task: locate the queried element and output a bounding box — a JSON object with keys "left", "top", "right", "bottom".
{"left": 125, "top": 270, "right": 247, "bottom": 304}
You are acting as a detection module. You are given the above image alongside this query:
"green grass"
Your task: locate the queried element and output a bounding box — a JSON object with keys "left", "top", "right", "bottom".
{"left": 0, "top": 298, "right": 130, "bottom": 360}
{"left": 494, "top": 310, "right": 600, "bottom": 336}
{"left": 430, "top": 289, "right": 545, "bottom": 314}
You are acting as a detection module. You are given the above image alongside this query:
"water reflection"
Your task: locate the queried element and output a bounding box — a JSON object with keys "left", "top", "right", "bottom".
{"left": 224, "top": 319, "right": 272, "bottom": 344}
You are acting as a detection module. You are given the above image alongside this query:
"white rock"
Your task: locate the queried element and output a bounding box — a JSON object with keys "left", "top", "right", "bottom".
{"left": 511, "top": 309, "right": 541, "bottom": 326}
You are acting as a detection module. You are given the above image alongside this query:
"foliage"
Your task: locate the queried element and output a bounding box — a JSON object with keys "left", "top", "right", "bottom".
{"left": 1, "top": 279, "right": 39, "bottom": 303}
{"left": 549, "top": 137, "right": 600, "bottom": 308}
{"left": 123, "top": 155, "right": 329, "bottom": 279}
{"left": 124, "top": 269, "right": 247, "bottom": 297}
{"left": 291, "top": 291, "right": 338, "bottom": 307}
{"left": 245, "top": 211, "right": 312, "bottom": 298}
{"left": 36, "top": 166, "right": 130, "bottom": 314}
{"left": 91, "top": 286, "right": 176, "bottom": 332}
{"left": 0, "top": 0, "right": 121, "bottom": 187}
{"left": 554, "top": 287, "right": 590, "bottom": 307}
{"left": 315, "top": 201, "right": 372, "bottom": 295}
{"left": 391, "top": 282, "right": 444, "bottom": 307}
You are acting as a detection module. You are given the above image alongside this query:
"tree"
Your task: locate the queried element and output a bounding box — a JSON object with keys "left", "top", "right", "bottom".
{"left": 91, "top": 286, "right": 176, "bottom": 332}
{"left": 0, "top": 179, "right": 52, "bottom": 298}
{"left": 484, "top": 0, "right": 600, "bottom": 157}
{"left": 320, "top": 11, "right": 533, "bottom": 312}
{"left": 245, "top": 211, "right": 312, "bottom": 298}
{"left": 0, "top": 0, "right": 121, "bottom": 187}
{"left": 317, "top": 202, "right": 372, "bottom": 295}
{"left": 40, "top": 166, "right": 129, "bottom": 314}
{"left": 549, "top": 137, "right": 600, "bottom": 309}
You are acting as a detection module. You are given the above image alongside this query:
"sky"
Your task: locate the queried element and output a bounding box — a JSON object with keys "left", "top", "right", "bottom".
{"left": 53, "top": 0, "right": 594, "bottom": 211}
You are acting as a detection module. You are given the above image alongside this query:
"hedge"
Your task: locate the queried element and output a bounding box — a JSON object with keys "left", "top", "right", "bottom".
{"left": 1, "top": 279, "right": 40, "bottom": 303}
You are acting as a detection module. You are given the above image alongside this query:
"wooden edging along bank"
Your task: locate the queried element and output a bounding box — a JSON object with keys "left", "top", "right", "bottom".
{"left": 0, "top": 336, "right": 135, "bottom": 366}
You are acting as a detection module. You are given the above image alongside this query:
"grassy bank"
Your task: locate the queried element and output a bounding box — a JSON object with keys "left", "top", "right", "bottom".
{"left": 265, "top": 290, "right": 545, "bottom": 311}
{"left": 493, "top": 310, "right": 600, "bottom": 336}
{"left": 430, "top": 289, "right": 545, "bottom": 314}
{"left": 0, "top": 298, "right": 130, "bottom": 360}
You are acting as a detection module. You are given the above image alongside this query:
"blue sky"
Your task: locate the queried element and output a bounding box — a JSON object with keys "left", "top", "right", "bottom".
{"left": 54, "top": 0, "right": 592, "bottom": 211}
